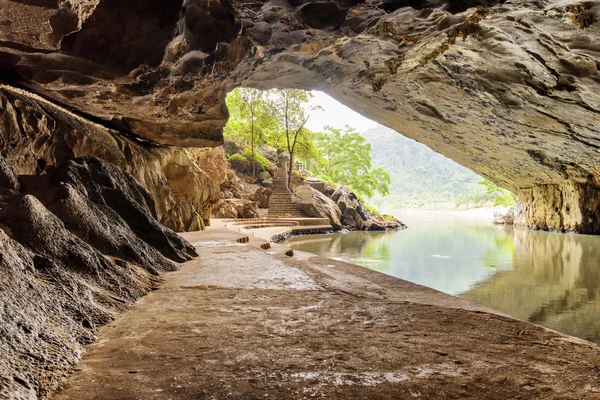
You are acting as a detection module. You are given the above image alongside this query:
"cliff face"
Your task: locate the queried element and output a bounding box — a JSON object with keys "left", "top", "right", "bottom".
{"left": 1, "top": 0, "right": 598, "bottom": 232}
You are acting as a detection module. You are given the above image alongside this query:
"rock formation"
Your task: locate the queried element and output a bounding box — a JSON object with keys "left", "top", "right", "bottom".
{"left": 294, "top": 185, "right": 343, "bottom": 229}
{"left": 1, "top": 0, "right": 599, "bottom": 232}
{"left": 0, "top": 1, "right": 598, "bottom": 397}
{"left": 331, "top": 185, "right": 407, "bottom": 230}
{"left": 0, "top": 155, "right": 197, "bottom": 398}
{"left": 294, "top": 184, "right": 406, "bottom": 230}
{"left": 0, "top": 85, "right": 220, "bottom": 232}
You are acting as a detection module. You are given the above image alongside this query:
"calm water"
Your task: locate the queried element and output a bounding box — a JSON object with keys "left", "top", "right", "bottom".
{"left": 288, "top": 211, "right": 600, "bottom": 344}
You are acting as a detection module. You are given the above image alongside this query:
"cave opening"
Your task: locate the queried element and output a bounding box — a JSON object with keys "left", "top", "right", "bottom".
{"left": 221, "top": 87, "right": 506, "bottom": 216}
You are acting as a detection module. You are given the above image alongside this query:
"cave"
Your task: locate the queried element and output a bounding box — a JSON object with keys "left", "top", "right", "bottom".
{"left": 1, "top": 0, "right": 599, "bottom": 233}
{"left": 0, "top": 0, "right": 599, "bottom": 397}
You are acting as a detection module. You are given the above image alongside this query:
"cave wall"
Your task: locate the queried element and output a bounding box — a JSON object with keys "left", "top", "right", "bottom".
{"left": 0, "top": 154, "right": 198, "bottom": 398}
{"left": 0, "top": 85, "right": 220, "bottom": 232}
{"left": 0, "top": 0, "right": 598, "bottom": 234}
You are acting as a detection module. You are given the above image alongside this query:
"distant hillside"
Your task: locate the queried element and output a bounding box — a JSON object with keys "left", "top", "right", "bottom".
{"left": 361, "top": 126, "right": 489, "bottom": 211}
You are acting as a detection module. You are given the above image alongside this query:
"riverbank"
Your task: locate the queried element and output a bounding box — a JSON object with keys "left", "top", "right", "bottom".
{"left": 52, "top": 224, "right": 600, "bottom": 399}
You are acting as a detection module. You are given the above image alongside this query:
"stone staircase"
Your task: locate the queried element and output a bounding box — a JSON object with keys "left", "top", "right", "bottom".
{"left": 268, "top": 163, "right": 305, "bottom": 218}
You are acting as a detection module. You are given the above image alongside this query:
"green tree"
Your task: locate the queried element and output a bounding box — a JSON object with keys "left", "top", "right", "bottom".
{"left": 269, "top": 89, "right": 319, "bottom": 189}
{"left": 312, "top": 125, "right": 391, "bottom": 198}
{"left": 224, "top": 88, "right": 277, "bottom": 180}
{"left": 478, "top": 179, "right": 516, "bottom": 207}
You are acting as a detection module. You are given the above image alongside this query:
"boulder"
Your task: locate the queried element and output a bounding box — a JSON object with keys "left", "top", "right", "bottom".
{"left": 257, "top": 145, "right": 278, "bottom": 163}
{"left": 258, "top": 171, "right": 272, "bottom": 183}
{"left": 252, "top": 187, "right": 272, "bottom": 208}
{"left": 304, "top": 177, "right": 326, "bottom": 193}
{"left": 294, "top": 185, "right": 342, "bottom": 230}
{"left": 331, "top": 186, "right": 369, "bottom": 230}
{"left": 212, "top": 198, "right": 260, "bottom": 219}
{"left": 223, "top": 140, "right": 240, "bottom": 156}
{"left": 261, "top": 178, "right": 274, "bottom": 189}
{"left": 494, "top": 207, "right": 516, "bottom": 226}
{"left": 331, "top": 185, "right": 406, "bottom": 231}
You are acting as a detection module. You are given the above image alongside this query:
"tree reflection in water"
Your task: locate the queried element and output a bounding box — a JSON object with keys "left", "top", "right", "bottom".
{"left": 289, "top": 219, "right": 600, "bottom": 344}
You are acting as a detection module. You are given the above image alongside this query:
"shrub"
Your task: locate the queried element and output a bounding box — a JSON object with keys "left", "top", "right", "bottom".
{"left": 242, "top": 149, "right": 270, "bottom": 171}
{"left": 227, "top": 153, "right": 248, "bottom": 173}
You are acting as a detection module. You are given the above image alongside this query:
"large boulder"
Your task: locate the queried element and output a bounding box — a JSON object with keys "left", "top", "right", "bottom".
{"left": 331, "top": 185, "right": 406, "bottom": 231}
{"left": 294, "top": 185, "right": 342, "bottom": 230}
{"left": 252, "top": 187, "right": 273, "bottom": 209}
{"left": 331, "top": 186, "right": 369, "bottom": 230}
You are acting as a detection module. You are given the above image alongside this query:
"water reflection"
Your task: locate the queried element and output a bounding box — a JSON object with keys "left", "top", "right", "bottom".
{"left": 288, "top": 214, "right": 600, "bottom": 344}
{"left": 461, "top": 229, "right": 600, "bottom": 343}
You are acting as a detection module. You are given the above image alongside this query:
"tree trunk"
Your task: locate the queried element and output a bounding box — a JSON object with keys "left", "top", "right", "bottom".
{"left": 251, "top": 119, "right": 255, "bottom": 181}
{"left": 287, "top": 152, "right": 294, "bottom": 190}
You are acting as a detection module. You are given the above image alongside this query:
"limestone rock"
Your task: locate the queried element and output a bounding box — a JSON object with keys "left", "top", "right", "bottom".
{"left": 294, "top": 185, "right": 342, "bottom": 230}
{"left": 0, "top": 85, "right": 219, "bottom": 232}
{"left": 493, "top": 207, "right": 516, "bottom": 226}
{"left": 0, "top": 154, "right": 21, "bottom": 192}
{"left": 189, "top": 146, "right": 229, "bottom": 185}
{"left": 261, "top": 179, "right": 274, "bottom": 189}
{"left": 212, "top": 198, "right": 260, "bottom": 219}
{"left": 258, "top": 171, "right": 272, "bottom": 183}
{"left": 252, "top": 187, "right": 273, "bottom": 209}
{"left": 0, "top": 156, "right": 197, "bottom": 399}
{"left": 331, "top": 186, "right": 370, "bottom": 230}
{"left": 2, "top": 2, "right": 600, "bottom": 231}
{"left": 49, "top": 157, "right": 198, "bottom": 262}
{"left": 331, "top": 185, "right": 406, "bottom": 231}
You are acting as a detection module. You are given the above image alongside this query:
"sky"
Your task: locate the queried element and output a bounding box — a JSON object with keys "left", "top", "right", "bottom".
{"left": 305, "top": 91, "right": 378, "bottom": 133}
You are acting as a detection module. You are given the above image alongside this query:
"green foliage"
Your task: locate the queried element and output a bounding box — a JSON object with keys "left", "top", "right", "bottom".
{"left": 242, "top": 148, "right": 270, "bottom": 171}
{"left": 227, "top": 153, "right": 248, "bottom": 172}
{"left": 365, "top": 204, "right": 381, "bottom": 217}
{"left": 311, "top": 125, "right": 391, "bottom": 198}
{"left": 478, "top": 179, "right": 516, "bottom": 207}
{"left": 224, "top": 88, "right": 278, "bottom": 148}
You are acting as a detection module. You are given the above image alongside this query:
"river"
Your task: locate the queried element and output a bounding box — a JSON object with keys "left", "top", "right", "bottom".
{"left": 287, "top": 210, "right": 600, "bottom": 344}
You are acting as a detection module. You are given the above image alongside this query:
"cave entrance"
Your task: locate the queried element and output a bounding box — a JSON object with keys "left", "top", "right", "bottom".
{"left": 222, "top": 87, "right": 509, "bottom": 215}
